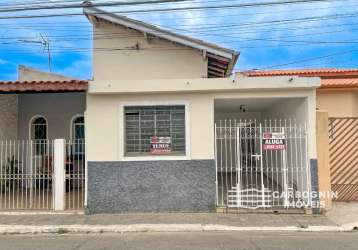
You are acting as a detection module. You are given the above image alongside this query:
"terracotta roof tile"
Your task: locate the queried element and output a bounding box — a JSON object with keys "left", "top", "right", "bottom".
{"left": 320, "top": 78, "right": 358, "bottom": 89}
{"left": 0, "top": 80, "right": 88, "bottom": 93}
{"left": 242, "top": 68, "right": 358, "bottom": 77}
{"left": 240, "top": 68, "right": 358, "bottom": 89}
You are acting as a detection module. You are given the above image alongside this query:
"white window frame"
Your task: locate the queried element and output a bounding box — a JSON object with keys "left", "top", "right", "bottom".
{"left": 119, "top": 101, "right": 191, "bottom": 161}
{"left": 28, "top": 114, "right": 48, "bottom": 141}
{"left": 70, "top": 114, "right": 85, "bottom": 142}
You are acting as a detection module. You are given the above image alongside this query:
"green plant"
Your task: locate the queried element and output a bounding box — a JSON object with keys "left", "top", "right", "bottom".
{"left": 1, "top": 157, "right": 21, "bottom": 192}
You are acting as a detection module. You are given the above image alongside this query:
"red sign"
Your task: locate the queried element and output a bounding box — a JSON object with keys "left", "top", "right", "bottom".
{"left": 150, "top": 136, "right": 172, "bottom": 155}
{"left": 263, "top": 132, "right": 286, "bottom": 150}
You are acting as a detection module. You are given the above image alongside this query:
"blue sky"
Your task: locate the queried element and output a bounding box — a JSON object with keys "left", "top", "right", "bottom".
{"left": 0, "top": 0, "right": 358, "bottom": 80}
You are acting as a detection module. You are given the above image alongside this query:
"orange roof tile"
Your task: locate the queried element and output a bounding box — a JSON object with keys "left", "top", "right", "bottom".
{"left": 242, "top": 68, "right": 358, "bottom": 77}
{"left": 320, "top": 78, "right": 358, "bottom": 89}
{"left": 241, "top": 68, "right": 358, "bottom": 89}
{"left": 0, "top": 80, "right": 88, "bottom": 93}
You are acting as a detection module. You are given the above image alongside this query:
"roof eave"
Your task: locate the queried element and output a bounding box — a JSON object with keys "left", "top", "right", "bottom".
{"left": 83, "top": 6, "right": 238, "bottom": 61}
{"left": 226, "top": 52, "right": 240, "bottom": 76}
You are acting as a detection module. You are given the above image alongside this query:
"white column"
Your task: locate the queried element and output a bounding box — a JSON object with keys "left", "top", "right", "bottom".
{"left": 54, "top": 139, "right": 65, "bottom": 211}
{"left": 84, "top": 110, "right": 88, "bottom": 208}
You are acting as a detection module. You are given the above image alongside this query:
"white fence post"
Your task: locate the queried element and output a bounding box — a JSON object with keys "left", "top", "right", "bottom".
{"left": 54, "top": 139, "right": 65, "bottom": 211}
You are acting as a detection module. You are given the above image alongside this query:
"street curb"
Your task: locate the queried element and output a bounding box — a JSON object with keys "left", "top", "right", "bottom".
{"left": 0, "top": 224, "right": 357, "bottom": 234}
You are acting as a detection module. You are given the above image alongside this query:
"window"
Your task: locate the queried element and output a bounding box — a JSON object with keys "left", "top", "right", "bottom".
{"left": 124, "top": 105, "right": 186, "bottom": 156}
{"left": 30, "top": 116, "right": 47, "bottom": 155}
{"left": 71, "top": 116, "right": 85, "bottom": 154}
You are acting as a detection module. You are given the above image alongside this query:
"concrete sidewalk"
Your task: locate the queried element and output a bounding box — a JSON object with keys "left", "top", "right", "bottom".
{"left": 1, "top": 202, "right": 358, "bottom": 234}
{"left": 1, "top": 212, "right": 356, "bottom": 234}
{"left": 0, "top": 213, "right": 337, "bottom": 227}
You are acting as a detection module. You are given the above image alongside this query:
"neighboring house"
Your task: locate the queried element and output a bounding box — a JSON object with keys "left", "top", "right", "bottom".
{"left": 244, "top": 69, "right": 358, "bottom": 202}
{"left": 0, "top": 3, "right": 322, "bottom": 213}
{"left": 18, "top": 65, "right": 75, "bottom": 82}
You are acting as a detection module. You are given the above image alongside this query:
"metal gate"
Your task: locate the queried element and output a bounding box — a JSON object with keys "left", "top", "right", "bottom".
{"left": 215, "top": 119, "right": 311, "bottom": 210}
{"left": 0, "top": 140, "right": 54, "bottom": 210}
{"left": 65, "top": 140, "right": 85, "bottom": 210}
{"left": 0, "top": 139, "right": 85, "bottom": 210}
{"left": 329, "top": 117, "right": 358, "bottom": 201}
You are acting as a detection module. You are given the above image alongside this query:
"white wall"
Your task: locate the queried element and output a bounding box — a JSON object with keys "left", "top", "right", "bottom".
{"left": 93, "top": 21, "right": 208, "bottom": 80}
{"left": 0, "top": 94, "right": 18, "bottom": 140}
{"left": 86, "top": 89, "right": 317, "bottom": 162}
{"left": 264, "top": 98, "right": 308, "bottom": 125}
{"left": 18, "top": 93, "right": 86, "bottom": 140}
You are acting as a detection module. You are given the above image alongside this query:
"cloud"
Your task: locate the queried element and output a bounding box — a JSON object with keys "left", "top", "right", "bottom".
{"left": 0, "top": 0, "right": 357, "bottom": 74}
{"left": 0, "top": 58, "right": 8, "bottom": 65}
{"left": 58, "top": 57, "right": 92, "bottom": 80}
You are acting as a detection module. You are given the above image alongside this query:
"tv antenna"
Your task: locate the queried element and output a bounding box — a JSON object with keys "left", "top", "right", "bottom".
{"left": 19, "top": 33, "right": 52, "bottom": 72}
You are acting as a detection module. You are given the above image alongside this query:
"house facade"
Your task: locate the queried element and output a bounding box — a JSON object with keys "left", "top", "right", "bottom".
{"left": 83, "top": 5, "right": 320, "bottom": 213}
{"left": 0, "top": 4, "right": 322, "bottom": 213}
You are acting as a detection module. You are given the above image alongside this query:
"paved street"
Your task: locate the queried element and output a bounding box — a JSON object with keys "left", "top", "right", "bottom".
{"left": 0, "top": 232, "right": 357, "bottom": 250}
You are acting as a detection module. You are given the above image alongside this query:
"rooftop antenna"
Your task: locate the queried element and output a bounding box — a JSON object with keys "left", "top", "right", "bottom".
{"left": 19, "top": 33, "right": 52, "bottom": 72}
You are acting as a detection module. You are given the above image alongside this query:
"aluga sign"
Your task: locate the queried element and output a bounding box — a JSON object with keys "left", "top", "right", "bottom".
{"left": 262, "top": 132, "right": 286, "bottom": 150}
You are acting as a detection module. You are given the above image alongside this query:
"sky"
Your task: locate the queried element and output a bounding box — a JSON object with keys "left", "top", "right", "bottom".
{"left": 0, "top": 0, "right": 358, "bottom": 80}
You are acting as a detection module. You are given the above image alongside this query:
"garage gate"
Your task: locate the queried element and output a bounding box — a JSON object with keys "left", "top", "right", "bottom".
{"left": 215, "top": 119, "right": 312, "bottom": 210}
{"left": 329, "top": 117, "right": 358, "bottom": 201}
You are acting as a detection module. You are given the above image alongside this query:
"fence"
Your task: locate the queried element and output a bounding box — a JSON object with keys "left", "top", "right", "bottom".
{"left": 329, "top": 117, "right": 358, "bottom": 201}
{"left": 0, "top": 139, "right": 85, "bottom": 210}
{"left": 215, "top": 119, "right": 311, "bottom": 210}
{"left": 0, "top": 140, "right": 54, "bottom": 210}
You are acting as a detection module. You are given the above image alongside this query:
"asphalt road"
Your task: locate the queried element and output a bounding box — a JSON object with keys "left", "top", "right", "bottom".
{"left": 0, "top": 232, "right": 358, "bottom": 250}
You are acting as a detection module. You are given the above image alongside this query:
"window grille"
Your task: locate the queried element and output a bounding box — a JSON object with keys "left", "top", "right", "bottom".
{"left": 72, "top": 116, "right": 85, "bottom": 154}
{"left": 124, "top": 105, "right": 185, "bottom": 156}
{"left": 31, "top": 117, "right": 48, "bottom": 155}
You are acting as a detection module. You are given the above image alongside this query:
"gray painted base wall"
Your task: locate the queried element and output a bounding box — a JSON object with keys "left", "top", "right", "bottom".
{"left": 310, "top": 159, "right": 320, "bottom": 214}
{"left": 87, "top": 160, "right": 216, "bottom": 214}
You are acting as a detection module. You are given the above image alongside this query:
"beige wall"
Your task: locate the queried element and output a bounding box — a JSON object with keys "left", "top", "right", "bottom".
{"left": 0, "top": 94, "right": 18, "bottom": 140}
{"left": 18, "top": 93, "right": 86, "bottom": 140}
{"left": 86, "top": 88, "right": 317, "bottom": 162}
{"left": 317, "top": 90, "right": 358, "bottom": 117}
{"left": 316, "top": 110, "right": 332, "bottom": 210}
{"left": 93, "top": 21, "right": 208, "bottom": 80}
{"left": 18, "top": 65, "right": 73, "bottom": 81}
{"left": 86, "top": 93, "right": 214, "bottom": 161}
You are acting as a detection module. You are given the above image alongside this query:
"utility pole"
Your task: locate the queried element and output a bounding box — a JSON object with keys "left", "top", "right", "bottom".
{"left": 19, "top": 33, "right": 52, "bottom": 72}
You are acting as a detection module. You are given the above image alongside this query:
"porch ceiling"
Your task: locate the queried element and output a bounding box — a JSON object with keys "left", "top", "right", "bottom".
{"left": 215, "top": 97, "right": 298, "bottom": 112}
{"left": 0, "top": 80, "right": 88, "bottom": 93}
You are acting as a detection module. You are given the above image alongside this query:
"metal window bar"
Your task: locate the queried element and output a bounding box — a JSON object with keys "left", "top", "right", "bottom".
{"left": 124, "top": 106, "right": 186, "bottom": 155}
{"left": 215, "top": 119, "right": 312, "bottom": 210}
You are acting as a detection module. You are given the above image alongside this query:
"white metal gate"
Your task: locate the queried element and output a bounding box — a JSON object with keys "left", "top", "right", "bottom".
{"left": 215, "top": 119, "right": 311, "bottom": 210}
{"left": 0, "top": 139, "right": 85, "bottom": 210}
{"left": 0, "top": 140, "right": 54, "bottom": 210}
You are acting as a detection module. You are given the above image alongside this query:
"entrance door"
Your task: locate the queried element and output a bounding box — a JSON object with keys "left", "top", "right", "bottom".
{"left": 235, "top": 122, "right": 272, "bottom": 209}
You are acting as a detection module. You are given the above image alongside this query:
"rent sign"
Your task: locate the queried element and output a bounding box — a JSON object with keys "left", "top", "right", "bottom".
{"left": 150, "top": 136, "right": 171, "bottom": 154}
{"left": 262, "top": 132, "right": 286, "bottom": 150}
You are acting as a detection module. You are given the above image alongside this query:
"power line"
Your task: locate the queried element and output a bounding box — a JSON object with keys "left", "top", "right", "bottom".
{"left": 0, "top": 0, "right": 193, "bottom": 13}
{"left": 1, "top": 0, "right": 357, "bottom": 25}
{"left": 254, "top": 50, "right": 358, "bottom": 70}
{"left": 0, "top": 0, "right": 342, "bottom": 19}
